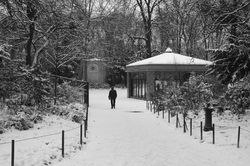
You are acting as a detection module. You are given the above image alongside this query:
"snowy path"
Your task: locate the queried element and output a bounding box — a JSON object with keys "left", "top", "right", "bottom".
{"left": 53, "top": 89, "right": 249, "bottom": 166}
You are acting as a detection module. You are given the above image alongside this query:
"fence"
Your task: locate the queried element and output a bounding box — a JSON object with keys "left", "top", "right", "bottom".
{"left": 0, "top": 93, "right": 89, "bottom": 166}
{"left": 0, "top": 73, "right": 90, "bottom": 166}
{"left": 146, "top": 100, "right": 250, "bottom": 149}
{"left": 0, "top": 118, "right": 88, "bottom": 166}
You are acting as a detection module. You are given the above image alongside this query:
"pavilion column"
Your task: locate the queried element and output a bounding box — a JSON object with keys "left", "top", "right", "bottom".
{"left": 127, "top": 72, "right": 131, "bottom": 98}
{"left": 146, "top": 71, "right": 155, "bottom": 100}
{"left": 83, "top": 60, "right": 88, "bottom": 81}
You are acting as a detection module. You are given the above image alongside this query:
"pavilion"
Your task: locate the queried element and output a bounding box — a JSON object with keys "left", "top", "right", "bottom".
{"left": 126, "top": 48, "right": 212, "bottom": 100}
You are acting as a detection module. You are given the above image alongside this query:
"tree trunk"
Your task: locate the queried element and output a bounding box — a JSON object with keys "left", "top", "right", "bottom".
{"left": 26, "top": 2, "right": 36, "bottom": 67}
{"left": 145, "top": 26, "right": 152, "bottom": 58}
{"left": 228, "top": 0, "right": 238, "bottom": 45}
{"left": 26, "top": 22, "right": 35, "bottom": 66}
{"left": 54, "top": 75, "right": 57, "bottom": 105}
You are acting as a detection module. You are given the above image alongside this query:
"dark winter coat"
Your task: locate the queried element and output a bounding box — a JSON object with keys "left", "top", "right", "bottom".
{"left": 108, "top": 89, "right": 117, "bottom": 100}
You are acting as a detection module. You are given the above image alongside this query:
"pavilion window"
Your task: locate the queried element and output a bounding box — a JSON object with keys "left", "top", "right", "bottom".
{"left": 129, "top": 72, "right": 146, "bottom": 99}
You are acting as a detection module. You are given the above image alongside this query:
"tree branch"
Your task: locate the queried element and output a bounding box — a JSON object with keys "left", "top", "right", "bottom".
{"left": 127, "top": 34, "right": 147, "bottom": 41}
{"left": 32, "top": 36, "right": 49, "bottom": 68}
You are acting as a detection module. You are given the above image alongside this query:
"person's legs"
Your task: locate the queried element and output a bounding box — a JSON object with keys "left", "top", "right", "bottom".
{"left": 110, "top": 99, "right": 113, "bottom": 109}
{"left": 111, "top": 99, "right": 115, "bottom": 109}
{"left": 113, "top": 99, "right": 116, "bottom": 108}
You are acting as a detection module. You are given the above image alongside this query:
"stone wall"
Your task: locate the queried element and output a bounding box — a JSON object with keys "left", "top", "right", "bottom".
{"left": 79, "top": 59, "right": 106, "bottom": 83}
{"left": 87, "top": 60, "right": 106, "bottom": 83}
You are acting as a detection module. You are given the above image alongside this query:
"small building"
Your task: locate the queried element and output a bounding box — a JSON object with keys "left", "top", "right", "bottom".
{"left": 126, "top": 48, "right": 212, "bottom": 100}
{"left": 78, "top": 58, "right": 107, "bottom": 84}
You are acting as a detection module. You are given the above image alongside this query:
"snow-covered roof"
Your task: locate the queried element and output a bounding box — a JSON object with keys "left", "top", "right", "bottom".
{"left": 127, "top": 48, "right": 211, "bottom": 67}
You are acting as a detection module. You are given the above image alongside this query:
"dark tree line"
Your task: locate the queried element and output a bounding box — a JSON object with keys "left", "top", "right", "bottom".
{"left": 0, "top": 0, "right": 250, "bottom": 85}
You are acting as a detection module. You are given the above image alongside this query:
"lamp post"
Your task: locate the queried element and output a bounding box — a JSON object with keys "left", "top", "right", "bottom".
{"left": 204, "top": 103, "right": 214, "bottom": 131}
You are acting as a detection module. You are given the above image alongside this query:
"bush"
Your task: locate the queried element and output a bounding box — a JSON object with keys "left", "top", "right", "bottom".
{"left": 0, "top": 119, "right": 6, "bottom": 134}
{"left": 0, "top": 105, "right": 45, "bottom": 133}
{"left": 153, "top": 74, "right": 215, "bottom": 116}
{"left": 0, "top": 60, "right": 22, "bottom": 101}
{"left": 159, "top": 86, "right": 182, "bottom": 112}
{"left": 0, "top": 61, "right": 51, "bottom": 106}
{"left": 68, "top": 103, "right": 85, "bottom": 123}
{"left": 57, "top": 82, "right": 83, "bottom": 104}
{"left": 0, "top": 127, "right": 4, "bottom": 134}
{"left": 162, "top": 74, "right": 213, "bottom": 112}
{"left": 224, "top": 77, "right": 250, "bottom": 114}
{"left": 11, "top": 118, "right": 34, "bottom": 130}
{"left": 154, "top": 74, "right": 250, "bottom": 117}
{"left": 0, "top": 60, "right": 85, "bottom": 133}
{"left": 47, "top": 103, "right": 85, "bottom": 123}
{"left": 19, "top": 68, "right": 51, "bottom": 106}
{"left": 180, "top": 74, "right": 213, "bottom": 110}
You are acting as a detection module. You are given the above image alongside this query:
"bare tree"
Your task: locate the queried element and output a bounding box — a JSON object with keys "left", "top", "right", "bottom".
{"left": 156, "top": 0, "right": 202, "bottom": 56}
{"left": 136, "top": 0, "right": 163, "bottom": 58}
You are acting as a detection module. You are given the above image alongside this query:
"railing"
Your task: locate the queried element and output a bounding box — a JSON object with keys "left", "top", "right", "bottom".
{"left": 146, "top": 100, "right": 250, "bottom": 149}
{"left": 0, "top": 120, "right": 88, "bottom": 166}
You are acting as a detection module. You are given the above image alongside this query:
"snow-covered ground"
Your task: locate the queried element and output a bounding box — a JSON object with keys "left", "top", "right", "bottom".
{"left": 1, "top": 88, "right": 250, "bottom": 166}
{"left": 187, "top": 109, "right": 250, "bottom": 149}
{"left": 53, "top": 88, "right": 250, "bottom": 166}
{"left": 0, "top": 114, "right": 84, "bottom": 166}
{"left": 152, "top": 105, "right": 250, "bottom": 150}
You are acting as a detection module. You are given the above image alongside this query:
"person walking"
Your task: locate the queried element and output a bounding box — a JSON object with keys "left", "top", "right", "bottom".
{"left": 108, "top": 86, "right": 117, "bottom": 109}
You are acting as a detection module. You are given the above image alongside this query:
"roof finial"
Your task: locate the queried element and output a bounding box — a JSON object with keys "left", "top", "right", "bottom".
{"left": 165, "top": 47, "right": 172, "bottom": 53}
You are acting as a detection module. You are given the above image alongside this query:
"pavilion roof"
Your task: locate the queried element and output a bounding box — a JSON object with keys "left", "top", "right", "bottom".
{"left": 127, "top": 49, "right": 211, "bottom": 67}
{"left": 126, "top": 48, "right": 212, "bottom": 72}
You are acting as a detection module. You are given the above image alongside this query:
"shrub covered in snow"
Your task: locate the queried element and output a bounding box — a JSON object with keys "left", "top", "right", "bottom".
{"left": 0, "top": 106, "right": 44, "bottom": 132}
{"left": 48, "top": 103, "right": 86, "bottom": 123}
{"left": 57, "top": 82, "right": 83, "bottom": 104}
{"left": 224, "top": 77, "right": 250, "bottom": 115}
{"left": 0, "top": 101, "right": 85, "bottom": 134}
{"left": 154, "top": 74, "right": 214, "bottom": 114}
{"left": 153, "top": 74, "right": 250, "bottom": 116}
{"left": 0, "top": 59, "right": 86, "bottom": 134}
{"left": 0, "top": 61, "right": 52, "bottom": 107}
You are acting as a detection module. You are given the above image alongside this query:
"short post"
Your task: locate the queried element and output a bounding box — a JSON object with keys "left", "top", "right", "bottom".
{"left": 237, "top": 126, "right": 240, "bottom": 148}
{"left": 85, "top": 106, "right": 89, "bottom": 130}
{"left": 168, "top": 110, "right": 170, "bottom": 123}
{"left": 153, "top": 103, "right": 156, "bottom": 114}
{"left": 200, "top": 121, "right": 203, "bottom": 140}
{"left": 212, "top": 124, "right": 215, "bottom": 144}
{"left": 204, "top": 104, "right": 213, "bottom": 131}
{"left": 150, "top": 101, "right": 152, "bottom": 112}
{"left": 152, "top": 102, "right": 154, "bottom": 113}
{"left": 84, "top": 120, "right": 87, "bottom": 138}
{"left": 80, "top": 124, "right": 83, "bottom": 145}
{"left": 157, "top": 105, "right": 160, "bottom": 116}
{"left": 11, "top": 140, "right": 15, "bottom": 166}
{"left": 62, "top": 130, "right": 65, "bottom": 157}
{"left": 183, "top": 114, "right": 186, "bottom": 133}
{"left": 190, "top": 119, "right": 192, "bottom": 136}
{"left": 176, "top": 113, "right": 179, "bottom": 128}
{"left": 84, "top": 82, "right": 89, "bottom": 107}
